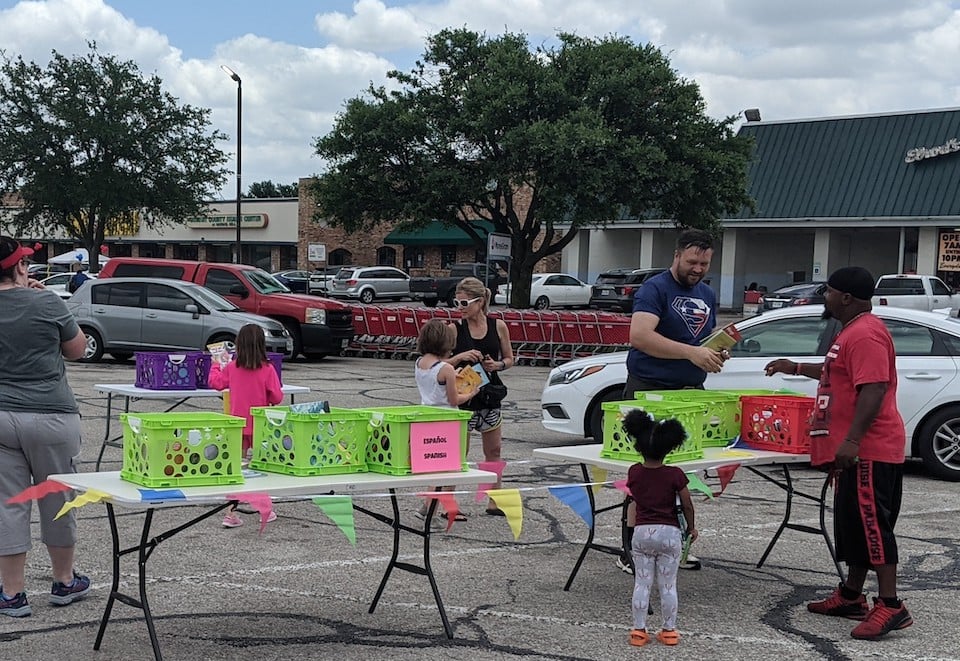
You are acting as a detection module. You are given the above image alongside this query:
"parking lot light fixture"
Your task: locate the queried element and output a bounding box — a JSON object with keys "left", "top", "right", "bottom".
{"left": 220, "top": 65, "right": 242, "bottom": 264}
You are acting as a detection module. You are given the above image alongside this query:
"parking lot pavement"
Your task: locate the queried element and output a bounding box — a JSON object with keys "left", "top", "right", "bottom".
{"left": 4, "top": 355, "right": 958, "bottom": 660}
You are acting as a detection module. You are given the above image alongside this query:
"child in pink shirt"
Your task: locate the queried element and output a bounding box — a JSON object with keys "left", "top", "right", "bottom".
{"left": 207, "top": 324, "right": 283, "bottom": 528}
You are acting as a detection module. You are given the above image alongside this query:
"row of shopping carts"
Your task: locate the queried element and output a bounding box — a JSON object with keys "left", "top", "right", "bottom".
{"left": 344, "top": 306, "right": 631, "bottom": 366}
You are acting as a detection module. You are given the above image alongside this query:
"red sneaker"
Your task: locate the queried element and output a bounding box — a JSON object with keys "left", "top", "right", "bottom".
{"left": 807, "top": 585, "right": 868, "bottom": 620}
{"left": 850, "top": 598, "right": 913, "bottom": 640}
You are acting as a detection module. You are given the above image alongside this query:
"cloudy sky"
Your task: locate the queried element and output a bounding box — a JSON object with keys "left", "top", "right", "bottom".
{"left": 2, "top": 0, "right": 960, "bottom": 200}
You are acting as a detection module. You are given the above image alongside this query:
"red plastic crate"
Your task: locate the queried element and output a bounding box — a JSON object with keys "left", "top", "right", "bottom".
{"left": 739, "top": 395, "right": 814, "bottom": 453}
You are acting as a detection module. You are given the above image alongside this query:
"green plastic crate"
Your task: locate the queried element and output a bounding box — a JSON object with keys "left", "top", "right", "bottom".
{"left": 600, "top": 399, "right": 706, "bottom": 464}
{"left": 249, "top": 406, "right": 369, "bottom": 476}
{"left": 356, "top": 405, "right": 471, "bottom": 476}
{"left": 120, "top": 412, "right": 246, "bottom": 487}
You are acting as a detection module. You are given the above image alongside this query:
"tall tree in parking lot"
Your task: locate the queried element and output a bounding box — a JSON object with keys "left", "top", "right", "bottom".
{"left": 245, "top": 180, "right": 299, "bottom": 198}
{"left": 310, "top": 28, "right": 753, "bottom": 306}
{"left": 0, "top": 43, "right": 228, "bottom": 272}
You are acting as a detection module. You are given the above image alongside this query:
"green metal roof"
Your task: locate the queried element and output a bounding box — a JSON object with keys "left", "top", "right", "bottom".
{"left": 737, "top": 108, "right": 960, "bottom": 219}
{"left": 383, "top": 220, "right": 494, "bottom": 246}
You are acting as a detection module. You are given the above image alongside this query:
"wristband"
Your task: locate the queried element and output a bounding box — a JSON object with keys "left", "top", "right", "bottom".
{"left": 794, "top": 362, "right": 802, "bottom": 375}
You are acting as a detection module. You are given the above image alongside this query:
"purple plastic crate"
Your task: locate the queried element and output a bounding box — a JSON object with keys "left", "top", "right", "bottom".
{"left": 197, "top": 351, "right": 283, "bottom": 388}
{"left": 135, "top": 352, "right": 201, "bottom": 390}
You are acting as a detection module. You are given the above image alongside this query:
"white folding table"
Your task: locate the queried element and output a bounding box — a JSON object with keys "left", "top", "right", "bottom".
{"left": 532, "top": 444, "right": 842, "bottom": 589}
{"left": 49, "top": 467, "right": 497, "bottom": 661}
{"left": 93, "top": 383, "right": 311, "bottom": 470}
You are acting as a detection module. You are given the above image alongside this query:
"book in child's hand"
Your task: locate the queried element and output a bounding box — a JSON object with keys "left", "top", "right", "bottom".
{"left": 207, "top": 341, "right": 233, "bottom": 366}
{"left": 700, "top": 323, "right": 742, "bottom": 351}
{"left": 455, "top": 364, "right": 488, "bottom": 393}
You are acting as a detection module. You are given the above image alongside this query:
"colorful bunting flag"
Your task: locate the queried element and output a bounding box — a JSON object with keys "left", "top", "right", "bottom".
{"left": 547, "top": 485, "right": 593, "bottom": 527}
{"left": 226, "top": 492, "right": 275, "bottom": 534}
{"left": 713, "top": 463, "right": 741, "bottom": 497}
{"left": 589, "top": 466, "right": 607, "bottom": 494}
{"left": 54, "top": 488, "right": 111, "bottom": 519}
{"left": 613, "top": 478, "right": 629, "bottom": 496}
{"left": 476, "top": 460, "right": 506, "bottom": 503}
{"left": 685, "top": 472, "right": 715, "bottom": 500}
{"left": 6, "top": 480, "right": 71, "bottom": 504}
{"left": 486, "top": 488, "right": 523, "bottom": 540}
{"left": 312, "top": 496, "right": 357, "bottom": 545}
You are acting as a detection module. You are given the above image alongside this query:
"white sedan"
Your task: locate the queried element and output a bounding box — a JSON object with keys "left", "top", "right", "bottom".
{"left": 39, "top": 272, "right": 97, "bottom": 299}
{"left": 540, "top": 306, "right": 960, "bottom": 481}
{"left": 496, "top": 273, "right": 592, "bottom": 309}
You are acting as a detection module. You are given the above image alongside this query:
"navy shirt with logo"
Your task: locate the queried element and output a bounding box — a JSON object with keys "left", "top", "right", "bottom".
{"left": 624, "top": 269, "right": 717, "bottom": 388}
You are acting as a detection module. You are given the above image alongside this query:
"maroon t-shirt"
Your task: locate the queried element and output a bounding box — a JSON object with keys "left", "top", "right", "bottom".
{"left": 626, "top": 464, "right": 688, "bottom": 527}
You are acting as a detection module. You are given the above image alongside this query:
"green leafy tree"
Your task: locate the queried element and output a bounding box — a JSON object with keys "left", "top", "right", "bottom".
{"left": 245, "top": 180, "right": 299, "bottom": 198}
{"left": 310, "top": 29, "right": 753, "bottom": 306}
{"left": 0, "top": 43, "right": 228, "bottom": 272}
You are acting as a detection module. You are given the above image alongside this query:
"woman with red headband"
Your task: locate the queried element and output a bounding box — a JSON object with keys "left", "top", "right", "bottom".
{"left": 0, "top": 236, "right": 90, "bottom": 618}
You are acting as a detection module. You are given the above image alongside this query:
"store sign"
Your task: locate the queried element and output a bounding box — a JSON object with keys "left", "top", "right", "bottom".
{"left": 185, "top": 214, "right": 268, "bottom": 229}
{"left": 938, "top": 232, "right": 960, "bottom": 271}
{"left": 308, "top": 243, "right": 326, "bottom": 262}
{"left": 487, "top": 232, "right": 511, "bottom": 258}
{"left": 905, "top": 138, "right": 960, "bottom": 164}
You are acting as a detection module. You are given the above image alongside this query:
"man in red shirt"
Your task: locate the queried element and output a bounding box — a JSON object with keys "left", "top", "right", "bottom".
{"left": 764, "top": 266, "right": 912, "bottom": 641}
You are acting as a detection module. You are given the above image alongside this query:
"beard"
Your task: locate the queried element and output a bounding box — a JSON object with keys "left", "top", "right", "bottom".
{"left": 821, "top": 308, "right": 833, "bottom": 320}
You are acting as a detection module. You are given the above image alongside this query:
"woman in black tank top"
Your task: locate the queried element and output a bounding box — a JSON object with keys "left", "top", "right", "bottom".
{"left": 449, "top": 277, "right": 514, "bottom": 516}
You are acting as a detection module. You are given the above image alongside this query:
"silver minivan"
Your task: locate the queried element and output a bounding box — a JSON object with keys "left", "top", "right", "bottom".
{"left": 329, "top": 266, "right": 411, "bottom": 304}
{"left": 66, "top": 277, "right": 292, "bottom": 362}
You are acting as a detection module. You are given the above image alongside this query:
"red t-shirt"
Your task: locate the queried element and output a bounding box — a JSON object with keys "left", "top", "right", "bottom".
{"left": 809, "top": 314, "right": 905, "bottom": 466}
{"left": 626, "top": 464, "right": 688, "bottom": 527}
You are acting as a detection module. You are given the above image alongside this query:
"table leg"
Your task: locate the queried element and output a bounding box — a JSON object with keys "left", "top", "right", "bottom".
{"left": 750, "top": 466, "right": 844, "bottom": 582}
{"left": 94, "top": 393, "right": 116, "bottom": 471}
{"left": 563, "top": 463, "right": 623, "bottom": 591}
{"left": 358, "top": 492, "right": 453, "bottom": 638}
{"left": 91, "top": 502, "right": 232, "bottom": 660}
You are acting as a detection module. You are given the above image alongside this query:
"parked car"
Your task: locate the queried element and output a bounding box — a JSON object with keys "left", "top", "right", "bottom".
{"left": 589, "top": 268, "right": 665, "bottom": 313}
{"left": 308, "top": 265, "right": 348, "bottom": 295}
{"left": 409, "top": 262, "right": 508, "bottom": 307}
{"left": 328, "top": 266, "right": 412, "bottom": 304}
{"left": 760, "top": 282, "right": 826, "bottom": 310}
{"left": 872, "top": 274, "right": 959, "bottom": 312}
{"left": 272, "top": 270, "right": 311, "bottom": 294}
{"left": 66, "top": 277, "right": 292, "bottom": 362}
{"left": 40, "top": 272, "right": 97, "bottom": 299}
{"left": 28, "top": 262, "right": 71, "bottom": 279}
{"left": 495, "top": 273, "right": 592, "bottom": 309}
{"left": 540, "top": 305, "right": 960, "bottom": 481}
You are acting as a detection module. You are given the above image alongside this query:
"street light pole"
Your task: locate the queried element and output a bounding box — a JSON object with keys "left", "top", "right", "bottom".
{"left": 221, "top": 65, "right": 242, "bottom": 264}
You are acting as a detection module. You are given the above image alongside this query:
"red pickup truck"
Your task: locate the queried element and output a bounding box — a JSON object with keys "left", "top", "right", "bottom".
{"left": 98, "top": 257, "right": 354, "bottom": 358}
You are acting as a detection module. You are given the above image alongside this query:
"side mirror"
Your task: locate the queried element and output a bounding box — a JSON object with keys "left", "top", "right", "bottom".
{"left": 740, "top": 338, "right": 761, "bottom": 354}
{"left": 185, "top": 304, "right": 200, "bottom": 319}
{"left": 229, "top": 284, "right": 249, "bottom": 298}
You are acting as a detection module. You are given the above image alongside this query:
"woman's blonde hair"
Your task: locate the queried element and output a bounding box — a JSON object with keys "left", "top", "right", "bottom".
{"left": 455, "top": 277, "right": 491, "bottom": 313}
{"left": 417, "top": 318, "right": 456, "bottom": 356}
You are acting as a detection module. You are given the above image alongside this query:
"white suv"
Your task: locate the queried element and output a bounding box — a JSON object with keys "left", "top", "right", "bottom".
{"left": 308, "top": 266, "right": 346, "bottom": 296}
{"left": 328, "top": 266, "right": 411, "bottom": 304}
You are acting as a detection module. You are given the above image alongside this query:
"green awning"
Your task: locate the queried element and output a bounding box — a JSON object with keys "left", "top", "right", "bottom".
{"left": 383, "top": 220, "right": 494, "bottom": 246}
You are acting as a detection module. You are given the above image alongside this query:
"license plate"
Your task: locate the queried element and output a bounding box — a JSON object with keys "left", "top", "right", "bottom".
{"left": 771, "top": 301, "right": 783, "bottom": 308}
{"left": 341, "top": 338, "right": 350, "bottom": 348}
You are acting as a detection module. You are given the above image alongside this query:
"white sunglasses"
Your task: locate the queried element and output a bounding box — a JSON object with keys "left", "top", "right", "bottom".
{"left": 453, "top": 296, "right": 481, "bottom": 308}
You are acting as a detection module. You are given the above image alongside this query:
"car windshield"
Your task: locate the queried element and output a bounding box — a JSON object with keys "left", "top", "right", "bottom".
{"left": 244, "top": 269, "right": 291, "bottom": 294}
{"left": 595, "top": 273, "right": 627, "bottom": 285}
{"left": 183, "top": 284, "right": 240, "bottom": 311}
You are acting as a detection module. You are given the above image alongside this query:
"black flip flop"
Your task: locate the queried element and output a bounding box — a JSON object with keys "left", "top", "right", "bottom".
{"left": 485, "top": 507, "right": 506, "bottom": 517}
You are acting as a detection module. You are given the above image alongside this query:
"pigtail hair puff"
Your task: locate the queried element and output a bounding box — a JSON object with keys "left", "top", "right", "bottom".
{"left": 623, "top": 409, "right": 687, "bottom": 461}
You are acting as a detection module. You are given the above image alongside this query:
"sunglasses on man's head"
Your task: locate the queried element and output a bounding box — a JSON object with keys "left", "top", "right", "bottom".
{"left": 453, "top": 296, "right": 481, "bottom": 308}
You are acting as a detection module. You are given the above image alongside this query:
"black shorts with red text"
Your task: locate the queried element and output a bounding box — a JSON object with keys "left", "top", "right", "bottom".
{"left": 834, "top": 459, "right": 903, "bottom": 567}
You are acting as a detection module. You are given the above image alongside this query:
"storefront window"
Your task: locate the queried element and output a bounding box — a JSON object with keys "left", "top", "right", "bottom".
{"left": 441, "top": 246, "right": 457, "bottom": 269}
{"left": 329, "top": 248, "right": 352, "bottom": 266}
{"left": 205, "top": 244, "right": 233, "bottom": 263}
{"left": 279, "top": 245, "right": 298, "bottom": 270}
{"left": 173, "top": 244, "right": 198, "bottom": 261}
{"left": 376, "top": 246, "right": 396, "bottom": 266}
{"left": 404, "top": 247, "right": 425, "bottom": 270}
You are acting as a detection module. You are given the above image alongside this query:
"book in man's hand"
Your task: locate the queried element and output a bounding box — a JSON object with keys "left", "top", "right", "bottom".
{"left": 700, "top": 323, "right": 742, "bottom": 351}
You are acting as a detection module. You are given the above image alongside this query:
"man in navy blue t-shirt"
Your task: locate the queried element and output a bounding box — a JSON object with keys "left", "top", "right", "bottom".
{"left": 617, "top": 228, "right": 727, "bottom": 575}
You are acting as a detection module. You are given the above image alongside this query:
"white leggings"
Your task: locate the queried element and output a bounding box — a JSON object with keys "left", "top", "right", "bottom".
{"left": 631, "top": 524, "right": 683, "bottom": 630}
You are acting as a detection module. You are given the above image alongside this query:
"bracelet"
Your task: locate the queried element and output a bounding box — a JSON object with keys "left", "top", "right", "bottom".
{"left": 499, "top": 360, "right": 507, "bottom": 371}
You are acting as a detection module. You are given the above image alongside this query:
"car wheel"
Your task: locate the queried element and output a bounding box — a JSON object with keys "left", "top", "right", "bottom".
{"left": 586, "top": 387, "right": 626, "bottom": 441}
{"left": 109, "top": 352, "right": 133, "bottom": 362}
{"left": 80, "top": 327, "right": 104, "bottom": 363}
{"left": 359, "top": 288, "right": 375, "bottom": 305}
{"left": 276, "top": 320, "right": 303, "bottom": 358}
{"left": 534, "top": 295, "right": 550, "bottom": 310}
{"left": 917, "top": 405, "right": 960, "bottom": 481}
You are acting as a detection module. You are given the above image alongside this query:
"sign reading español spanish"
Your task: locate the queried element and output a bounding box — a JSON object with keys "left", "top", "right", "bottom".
{"left": 409, "top": 420, "right": 463, "bottom": 473}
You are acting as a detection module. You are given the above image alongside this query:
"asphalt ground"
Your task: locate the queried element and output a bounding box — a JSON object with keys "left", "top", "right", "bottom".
{"left": 2, "top": 351, "right": 958, "bottom": 661}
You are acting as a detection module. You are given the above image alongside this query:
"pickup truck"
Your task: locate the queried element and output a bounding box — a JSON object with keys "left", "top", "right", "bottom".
{"left": 409, "top": 263, "right": 508, "bottom": 307}
{"left": 872, "top": 274, "right": 959, "bottom": 312}
{"left": 98, "top": 257, "right": 355, "bottom": 358}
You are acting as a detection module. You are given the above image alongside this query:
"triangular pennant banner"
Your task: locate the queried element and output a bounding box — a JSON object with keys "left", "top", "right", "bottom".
{"left": 713, "top": 463, "right": 741, "bottom": 497}
{"left": 6, "top": 480, "right": 71, "bottom": 504}
{"left": 436, "top": 492, "right": 460, "bottom": 532}
{"left": 548, "top": 485, "right": 593, "bottom": 527}
{"left": 312, "top": 495, "right": 357, "bottom": 545}
{"left": 226, "top": 492, "right": 275, "bottom": 534}
{"left": 685, "top": 472, "right": 715, "bottom": 500}
{"left": 486, "top": 488, "right": 523, "bottom": 540}
{"left": 54, "top": 488, "right": 111, "bottom": 520}
{"left": 476, "top": 460, "right": 507, "bottom": 503}
{"left": 613, "top": 478, "right": 629, "bottom": 496}
{"left": 589, "top": 466, "right": 607, "bottom": 493}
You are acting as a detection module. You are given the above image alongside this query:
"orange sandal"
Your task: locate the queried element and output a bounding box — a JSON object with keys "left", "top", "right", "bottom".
{"left": 657, "top": 629, "right": 680, "bottom": 646}
{"left": 629, "top": 629, "right": 650, "bottom": 647}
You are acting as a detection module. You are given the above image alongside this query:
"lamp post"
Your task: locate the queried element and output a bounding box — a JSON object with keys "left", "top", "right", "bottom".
{"left": 221, "top": 65, "right": 242, "bottom": 263}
